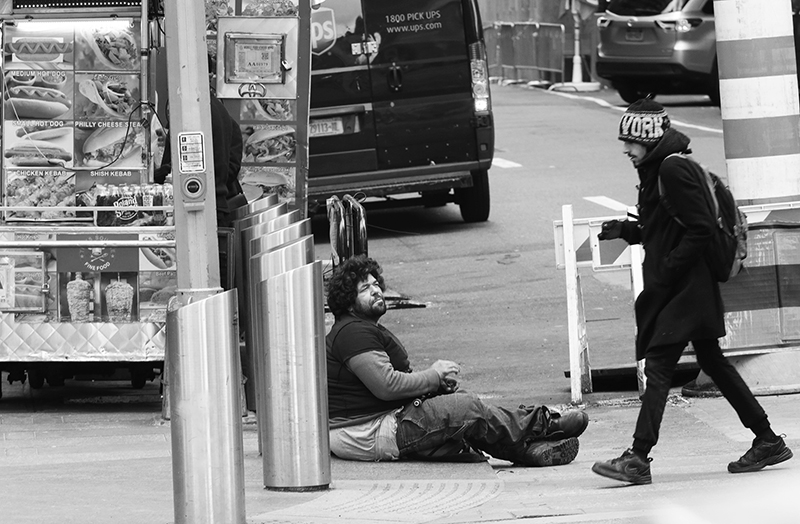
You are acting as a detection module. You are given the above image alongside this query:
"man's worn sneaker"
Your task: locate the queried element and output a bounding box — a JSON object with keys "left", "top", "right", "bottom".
{"left": 545, "top": 410, "right": 589, "bottom": 441}
{"left": 592, "top": 449, "right": 652, "bottom": 485}
{"left": 728, "top": 436, "right": 793, "bottom": 473}
{"left": 522, "top": 437, "right": 580, "bottom": 467}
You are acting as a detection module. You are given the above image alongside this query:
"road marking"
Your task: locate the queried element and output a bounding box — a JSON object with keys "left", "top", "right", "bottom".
{"left": 584, "top": 196, "right": 630, "bottom": 211}
{"left": 545, "top": 90, "right": 724, "bottom": 135}
{"left": 493, "top": 157, "right": 522, "bottom": 168}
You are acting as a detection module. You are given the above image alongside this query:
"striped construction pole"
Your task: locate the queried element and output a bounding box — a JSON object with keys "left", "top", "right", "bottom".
{"left": 686, "top": 0, "right": 800, "bottom": 396}
{"left": 716, "top": 0, "right": 800, "bottom": 203}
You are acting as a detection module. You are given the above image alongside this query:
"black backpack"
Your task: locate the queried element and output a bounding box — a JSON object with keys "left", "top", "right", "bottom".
{"left": 658, "top": 154, "right": 747, "bottom": 282}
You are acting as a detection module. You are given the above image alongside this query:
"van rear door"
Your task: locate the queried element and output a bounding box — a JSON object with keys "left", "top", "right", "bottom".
{"left": 310, "top": 0, "right": 378, "bottom": 176}
{"left": 362, "top": 0, "right": 477, "bottom": 170}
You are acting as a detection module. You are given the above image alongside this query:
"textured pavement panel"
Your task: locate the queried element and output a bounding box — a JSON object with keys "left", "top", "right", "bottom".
{"left": 0, "top": 377, "right": 798, "bottom": 524}
{"left": 254, "top": 479, "right": 502, "bottom": 524}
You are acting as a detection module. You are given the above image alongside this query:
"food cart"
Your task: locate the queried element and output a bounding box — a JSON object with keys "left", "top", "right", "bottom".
{"left": 0, "top": 0, "right": 173, "bottom": 395}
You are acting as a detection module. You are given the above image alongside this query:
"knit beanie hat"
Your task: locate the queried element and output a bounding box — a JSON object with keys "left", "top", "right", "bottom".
{"left": 618, "top": 98, "right": 670, "bottom": 145}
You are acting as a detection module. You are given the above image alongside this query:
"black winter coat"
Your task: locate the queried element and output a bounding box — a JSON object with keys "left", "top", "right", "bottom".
{"left": 618, "top": 128, "right": 725, "bottom": 359}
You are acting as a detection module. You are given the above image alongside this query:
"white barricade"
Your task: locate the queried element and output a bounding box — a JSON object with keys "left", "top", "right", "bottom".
{"left": 554, "top": 205, "right": 643, "bottom": 403}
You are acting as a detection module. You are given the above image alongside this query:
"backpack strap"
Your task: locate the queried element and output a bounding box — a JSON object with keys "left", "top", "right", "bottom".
{"left": 659, "top": 153, "right": 719, "bottom": 225}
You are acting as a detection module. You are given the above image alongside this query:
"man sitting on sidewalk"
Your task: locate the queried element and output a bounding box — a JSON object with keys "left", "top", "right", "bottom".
{"left": 326, "top": 255, "right": 588, "bottom": 465}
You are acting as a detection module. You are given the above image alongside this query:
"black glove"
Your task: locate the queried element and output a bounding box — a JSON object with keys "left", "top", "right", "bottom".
{"left": 598, "top": 219, "right": 624, "bottom": 240}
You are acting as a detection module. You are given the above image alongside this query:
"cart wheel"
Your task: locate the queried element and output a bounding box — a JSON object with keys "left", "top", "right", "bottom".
{"left": 28, "top": 369, "right": 45, "bottom": 389}
{"left": 46, "top": 372, "right": 65, "bottom": 388}
{"left": 130, "top": 366, "right": 148, "bottom": 389}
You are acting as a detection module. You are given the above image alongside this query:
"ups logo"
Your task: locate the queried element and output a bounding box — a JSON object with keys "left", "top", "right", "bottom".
{"left": 311, "top": 7, "right": 337, "bottom": 56}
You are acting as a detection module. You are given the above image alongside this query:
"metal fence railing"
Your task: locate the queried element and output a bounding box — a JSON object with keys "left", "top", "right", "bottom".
{"left": 484, "top": 22, "right": 566, "bottom": 84}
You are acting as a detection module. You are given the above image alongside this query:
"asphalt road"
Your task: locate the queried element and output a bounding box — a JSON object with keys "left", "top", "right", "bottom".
{"left": 309, "top": 84, "right": 727, "bottom": 409}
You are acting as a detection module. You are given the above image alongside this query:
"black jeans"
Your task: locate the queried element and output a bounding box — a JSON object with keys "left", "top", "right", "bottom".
{"left": 633, "top": 338, "right": 768, "bottom": 455}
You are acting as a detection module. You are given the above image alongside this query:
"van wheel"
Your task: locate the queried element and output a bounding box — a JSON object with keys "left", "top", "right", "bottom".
{"left": 457, "top": 169, "right": 490, "bottom": 223}
{"left": 616, "top": 84, "right": 650, "bottom": 104}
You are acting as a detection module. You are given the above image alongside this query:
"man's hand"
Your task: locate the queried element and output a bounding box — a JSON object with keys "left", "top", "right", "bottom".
{"left": 431, "top": 359, "right": 459, "bottom": 377}
{"left": 598, "top": 219, "right": 624, "bottom": 240}
{"left": 432, "top": 360, "right": 460, "bottom": 394}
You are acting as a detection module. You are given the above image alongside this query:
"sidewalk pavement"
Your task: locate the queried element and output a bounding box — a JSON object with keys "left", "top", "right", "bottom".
{"left": 0, "top": 377, "right": 798, "bottom": 524}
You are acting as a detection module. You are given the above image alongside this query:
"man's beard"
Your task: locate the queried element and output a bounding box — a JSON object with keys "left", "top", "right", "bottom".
{"left": 353, "top": 297, "right": 387, "bottom": 320}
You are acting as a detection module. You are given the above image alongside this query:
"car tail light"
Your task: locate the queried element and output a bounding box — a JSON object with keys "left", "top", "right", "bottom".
{"left": 655, "top": 18, "right": 703, "bottom": 32}
{"left": 469, "top": 41, "right": 491, "bottom": 113}
{"left": 597, "top": 16, "right": 611, "bottom": 28}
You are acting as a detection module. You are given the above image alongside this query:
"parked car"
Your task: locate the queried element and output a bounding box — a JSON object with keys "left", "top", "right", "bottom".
{"left": 595, "top": 0, "right": 719, "bottom": 105}
{"left": 308, "top": 0, "right": 494, "bottom": 222}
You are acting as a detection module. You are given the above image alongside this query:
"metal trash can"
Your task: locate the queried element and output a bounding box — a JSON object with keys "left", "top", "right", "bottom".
{"left": 262, "top": 260, "right": 330, "bottom": 491}
{"left": 167, "top": 289, "right": 245, "bottom": 523}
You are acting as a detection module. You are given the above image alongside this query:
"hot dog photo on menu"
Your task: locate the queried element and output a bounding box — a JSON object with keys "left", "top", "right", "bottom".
{"left": 4, "top": 120, "right": 73, "bottom": 169}
{"left": 139, "top": 231, "right": 176, "bottom": 271}
{"left": 3, "top": 70, "right": 73, "bottom": 121}
{"left": 3, "top": 22, "right": 74, "bottom": 69}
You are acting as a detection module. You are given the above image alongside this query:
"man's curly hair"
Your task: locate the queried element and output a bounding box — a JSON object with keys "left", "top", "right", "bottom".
{"left": 326, "top": 255, "right": 386, "bottom": 317}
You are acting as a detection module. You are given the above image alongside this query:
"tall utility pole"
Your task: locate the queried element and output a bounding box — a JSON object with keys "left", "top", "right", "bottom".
{"left": 162, "top": 0, "right": 246, "bottom": 522}
{"left": 708, "top": 0, "right": 800, "bottom": 394}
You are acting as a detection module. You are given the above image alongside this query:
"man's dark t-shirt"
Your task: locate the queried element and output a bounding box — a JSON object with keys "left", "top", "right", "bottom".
{"left": 327, "top": 314, "right": 411, "bottom": 422}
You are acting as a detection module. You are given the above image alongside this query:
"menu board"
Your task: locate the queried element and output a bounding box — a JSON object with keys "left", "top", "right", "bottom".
{"left": 2, "top": 18, "right": 145, "bottom": 222}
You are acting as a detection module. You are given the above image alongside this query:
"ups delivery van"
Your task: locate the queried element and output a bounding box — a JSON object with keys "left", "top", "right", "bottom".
{"left": 308, "top": 0, "right": 494, "bottom": 222}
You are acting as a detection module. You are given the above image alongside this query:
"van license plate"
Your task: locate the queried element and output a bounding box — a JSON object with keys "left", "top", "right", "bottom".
{"left": 625, "top": 29, "right": 643, "bottom": 41}
{"left": 310, "top": 118, "right": 344, "bottom": 137}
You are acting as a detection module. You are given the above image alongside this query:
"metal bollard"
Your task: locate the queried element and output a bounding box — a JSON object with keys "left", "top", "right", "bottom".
{"left": 263, "top": 261, "right": 330, "bottom": 490}
{"left": 247, "top": 223, "right": 312, "bottom": 455}
{"left": 250, "top": 219, "right": 311, "bottom": 264}
{"left": 249, "top": 236, "right": 315, "bottom": 469}
{"left": 168, "top": 289, "right": 245, "bottom": 523}
{"left": 237, "top": 203, "right": 288, "bottom": 410}
{"left": 232, "top": 195, "right": 279, "bottom": 319}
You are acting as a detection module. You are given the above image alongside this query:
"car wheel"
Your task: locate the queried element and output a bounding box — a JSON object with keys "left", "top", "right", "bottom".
{"left": 616, "top": 85, "right": 650, "bottom": 104}
{"left": 456, "top": 169, "right": 490, "bottom": 223}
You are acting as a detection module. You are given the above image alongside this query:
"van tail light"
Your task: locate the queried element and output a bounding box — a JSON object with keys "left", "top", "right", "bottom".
{"left": 469, "top": 41, "right": 491, "bottom": 113}
{"left": 656, "top": 18, "right": 703, "bottom": 32}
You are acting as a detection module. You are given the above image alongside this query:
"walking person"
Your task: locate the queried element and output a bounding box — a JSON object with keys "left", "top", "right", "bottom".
{"left": 326, "top": 255, "right": 589, "bottom": 465}
{"left": 592, "top": 99, "right": 793, "bottom": 485}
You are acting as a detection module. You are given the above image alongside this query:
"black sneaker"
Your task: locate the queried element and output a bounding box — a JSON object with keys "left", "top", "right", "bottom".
{"left": 728, "top": 436, "right": 793, "bottom": 473}
{"left": 521, "top": 437, "right": 580, "bottom": 467}
{"left": 592, "top": 449, "right": 652, "bottom": 485}
{"left": 545, "top": 410, "right": 589, "bottom": 441}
